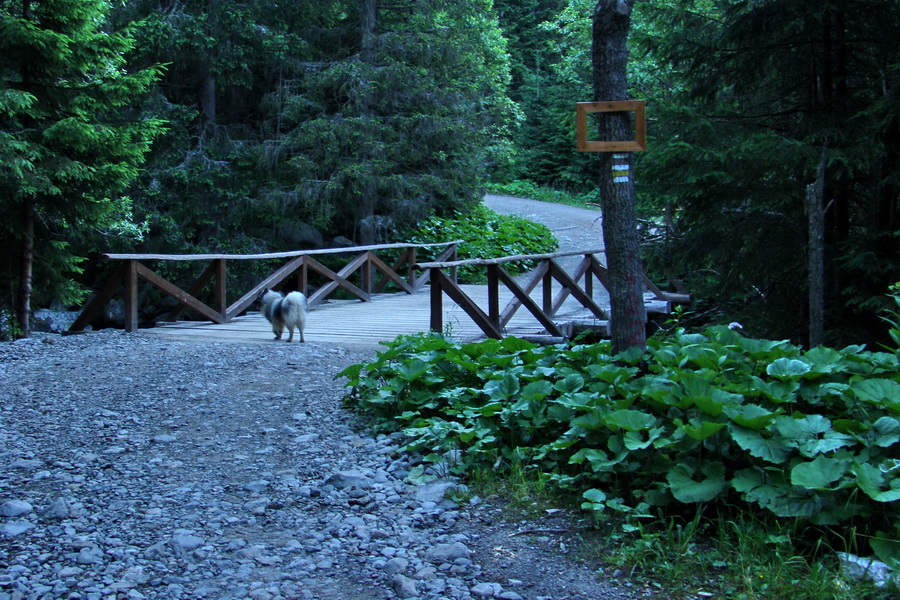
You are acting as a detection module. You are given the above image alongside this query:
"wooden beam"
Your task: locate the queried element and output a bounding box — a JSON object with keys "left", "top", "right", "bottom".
{"left": 369, "top": 252, "right": 414, "bottom": 294}
{"left": 414, "top": 243, "right": 459, "bottom": 291}
{"left": 417, "top": 248, "right": 605, "bottom": 270}
{"left": 136, "top": 264, "right": 224, "bottom": 323}
{"left": 499, "top": 261, "right": 548, "bottom": 327}
{"left": 495, "top": 267, "right": 565, "bottom": 337}
{"left": 306, "top": 254, "right": 371, "bottom": 306}
{"left": 548, "top": 260, "right": 607, "bottom": 319}
{"left": 67, "top": 263, "right": 127, "bottom": 333}
{"left": 226, "top": 256, "right": 306, "bottom": 320}
{"left": 167, "top": 259, "right": 224, "bottom": 322}
{"left": 124, "top": 261, "right": 139, "bottom": 332}
{"left": 429, "top": 269, "right": 503, "bottom": 339}
{"left": 104, "top": 240, "right": 463, "bottom": 262}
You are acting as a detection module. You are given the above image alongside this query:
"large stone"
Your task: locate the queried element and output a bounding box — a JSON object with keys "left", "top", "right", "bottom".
{"left": 323, "top": 470, "right": 373, "bottom": 490}
{"left": 425, "top": 542, "right": 472, "bottom": 565}
{"left": 390, "top": 574, "right": 418, "bottom": 599}
{"left": 0, "top": 500, "right": 33, "bottom": 517}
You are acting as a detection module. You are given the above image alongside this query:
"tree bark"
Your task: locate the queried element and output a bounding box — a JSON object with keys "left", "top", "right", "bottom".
{"left": 16, "top": 200, "right": 35, "bottom": 339}
{"left": 357, "top": 0, "right": 378, "bottom": 244}
{"left": 591, "top": 0, "right": 646, "bottom": 353}
{"left": 807, "top": 149, "right": 826, "bottom": 348}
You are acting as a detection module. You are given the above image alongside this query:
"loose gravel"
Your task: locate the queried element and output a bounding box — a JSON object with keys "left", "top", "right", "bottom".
{"left": 1, "top": 198, "right": 649, "bottom": 600}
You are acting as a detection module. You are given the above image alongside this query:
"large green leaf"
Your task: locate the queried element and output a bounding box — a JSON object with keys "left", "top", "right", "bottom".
{"left": 871, "top": 534, "right": 900, "bottom": 571}
{"left": 522, "top": 380, "right": 553, "bottom": 401}
{"left": 485, "top": 374, "right": 520, "bottom": 400}
{"left": 680, "top": 419, "right": 726, "bottom": 441}
{"left": 790, "top": 456, "right": 849, "bottom": 490}
{"left": 723, "top": 403, "right": 778, "bottom": 430}
{"left": 853, "top": 463, "right": 900, "bottom": 502}
{"left": 853, "top": 379, "right": 900, "bottom": 407}
{"left": 666, "top": 462, "right": 726, "bottom": 503}
{"left": 554, "top": 374, "right": 585, "bottom": 394}
{"left": 872, "top": 416, "right": 900, "bottom": 447}
{"left": 729, "top": 425, "right": 792, "bottom": 464}
{"left": 604, "top": 409, "right": 659, "bottom": 432}
{"left": 766, "top": 358, "right": 812, "bottom": 380}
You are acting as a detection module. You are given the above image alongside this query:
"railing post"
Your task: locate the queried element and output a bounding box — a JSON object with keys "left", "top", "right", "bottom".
{"left": 543, "top": 260, "right": 553, "bottom": 315}
{"left": 487, "top": 264, "right": 500, "bottom": 326}
{"left": 124, "top": 260, "right": 139, "bottom": 332}
{"left": 450, "top": 243, "right": 458, "bottom": 283}
{"left": 214, "top": 259, "right": 227, "bottom": 319}
{"left": 408, "top": 248, "right": 417, "bottom": 290}
{"left": 430, "top": 268, "right": 443, "bottom": 334}
{"left": 298, "top": 257, "right": 308, "bottom": 296}
{"left": 362, "top": 252, "right": 373, "bottom": 295}
{"left": 584, "top": 254, "right": 593, "bottom": 299}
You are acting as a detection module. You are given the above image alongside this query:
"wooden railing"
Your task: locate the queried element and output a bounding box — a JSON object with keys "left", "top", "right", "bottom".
{"left": 68, "top": 241, "right": 460, "bottom": 333}
{"left": 417, "top": 249, "right": 688, "bottom": 340}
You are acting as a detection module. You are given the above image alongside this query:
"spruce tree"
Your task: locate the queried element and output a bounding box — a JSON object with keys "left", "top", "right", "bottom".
{"left": 0, "top": 0, "right": 164, "bottom": 337}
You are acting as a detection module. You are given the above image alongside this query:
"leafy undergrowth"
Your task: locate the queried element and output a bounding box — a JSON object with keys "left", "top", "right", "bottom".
{"left": 487, "top": 179, "right": 600, "bottom": 208}
{"left": 341, "top": 326, "right": 900, "bottom": 597}
{"left": 405, "top": 203, "right": 558, "bottom": 283}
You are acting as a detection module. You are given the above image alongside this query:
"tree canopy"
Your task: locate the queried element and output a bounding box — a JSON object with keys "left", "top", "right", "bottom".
{"left": 2, "top": 0, "right": 897, "bottom": 346}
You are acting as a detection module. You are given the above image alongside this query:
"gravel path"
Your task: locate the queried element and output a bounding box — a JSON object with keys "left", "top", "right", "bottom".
{"left": 0, "top": 199, "right": 649, "bottom": 600}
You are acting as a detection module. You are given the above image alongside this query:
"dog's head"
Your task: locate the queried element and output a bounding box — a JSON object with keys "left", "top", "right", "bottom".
{"left": 259, "top": 288, "right": 283, "bottom": 308}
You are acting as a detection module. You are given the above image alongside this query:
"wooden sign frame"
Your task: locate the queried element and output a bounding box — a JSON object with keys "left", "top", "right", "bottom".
{"left": 576, "top": 100, "right": 646, "bottom": 152}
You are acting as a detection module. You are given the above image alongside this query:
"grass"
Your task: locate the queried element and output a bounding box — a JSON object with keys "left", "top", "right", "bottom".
{"left": 487, "top": 179, "right": 601, "bottom": 209}
{"left": 459, "top": 463, "right": 894, "bottom": 600}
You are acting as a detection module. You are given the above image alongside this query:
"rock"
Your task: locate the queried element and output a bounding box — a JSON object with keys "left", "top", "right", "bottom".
{"left": 7, "top": 459, "right": 42, "bottom": 470}
{"left": 383, "top": 557, "right": 409, "bottom": 576}
{"left": 0, "top": 500, "right": 33, "bottom": 517}
{"left": 472, "top": 582, "right": 504, "bottom": 598}
{"left": 414, "top": 480, "right": 466, "bottom": 503}
{"left": 151, "top": 434, "right": 178, "bottom": 444}
{"left": 0, "top": 521, "right": 33, "bottom": 537}
{"left": 42, "top": 498, "right": 72, "bottom": 520}
{"left": 172, "top": 533, "right": 205, "bottom": 551}
{"left": 75, "top": 547, "right": 104, "bottom": 565}
{"left": 838, "top": 552, "right": 900, "bottom": 588}
{"left": 243, "top": 480, "right": 270, "bottom": 493}
{"left": 425, "top": 542, "right": 472, "bottom": 564}
{"left": 323, "top": 470, "right": 373, "bottom": 490}
{"left": 390, "top": 574, "right": 418, "bottom": 599}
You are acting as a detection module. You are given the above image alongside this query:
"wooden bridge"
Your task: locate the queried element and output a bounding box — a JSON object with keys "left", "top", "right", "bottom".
{"left": 68, "top": 241, "right": 687, "bottom": 347}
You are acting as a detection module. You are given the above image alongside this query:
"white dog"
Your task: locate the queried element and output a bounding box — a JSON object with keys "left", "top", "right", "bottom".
{"left": 260, "top": 290, "right": 308, "bottom": 343}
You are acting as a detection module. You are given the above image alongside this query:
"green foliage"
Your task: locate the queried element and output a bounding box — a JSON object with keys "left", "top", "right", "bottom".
{"left": 122, "top": 0, "right": 519, "bottom": 258}
{"left": 487, "top": 179, "right": 600, "bottom": 208}
{"left": 405, "top": 204, "right": 558, "bottom": 283}
{"left": 342, "top": 325, "right": 900, "bottom": 558}
{"left": 0, "top": 0, "right": 165, "bottom": 316}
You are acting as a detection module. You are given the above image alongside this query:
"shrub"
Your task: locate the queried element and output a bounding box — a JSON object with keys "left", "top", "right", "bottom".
{"left": 406, "top": 204, "right": 558, "bottom": 283}
{"left": 342, "top": 326, "right": 900, "bottom": 563}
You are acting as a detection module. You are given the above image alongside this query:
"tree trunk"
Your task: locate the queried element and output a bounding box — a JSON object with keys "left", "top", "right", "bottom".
{"left": 16, "top": 200, "right": 35, "bottom": 339}
{"left": 591, "top": 0, "right": 646, "bottom": 353}
{"left": 357, "top": 0, "right": 378, "bottom": 244}
{"left": 807, "top": 150, "right": 826, "bottom": 348}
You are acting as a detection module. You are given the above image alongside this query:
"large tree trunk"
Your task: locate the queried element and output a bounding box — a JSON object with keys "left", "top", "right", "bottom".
{"left": 807, "top": 150, "right": 826, "bottom": 348}
{"left": 16, "top": 200, "right": 35, "bottom": 339}
{"left": 592, "top": 0, "right": 646, "bottom": 353}
{"left": 357, "top": 0, "right": 377, "bottom": 244}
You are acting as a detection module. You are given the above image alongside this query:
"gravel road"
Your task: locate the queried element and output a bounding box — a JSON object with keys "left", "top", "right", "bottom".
{"left": 0, "top": 198, "right": 651, "bottom": 600}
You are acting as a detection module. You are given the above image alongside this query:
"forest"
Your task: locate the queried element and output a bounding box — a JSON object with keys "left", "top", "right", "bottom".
{"left": 1, "top": 0, "right": 898, "bottom": 346}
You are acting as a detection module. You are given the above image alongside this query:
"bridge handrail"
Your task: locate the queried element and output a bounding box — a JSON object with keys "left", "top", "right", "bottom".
{"left": 68, "top": 240, "right": 461, "bottom": 334}
{"left": 415, "top": 248, "right": 606, "bottom": 270}
{"left": 103, "top": 240, "right": 462, "bottom": 262}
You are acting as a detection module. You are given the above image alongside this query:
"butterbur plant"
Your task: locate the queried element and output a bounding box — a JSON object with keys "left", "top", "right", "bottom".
{"left": 341, "top": 325, "right": 900, "bottom": 562}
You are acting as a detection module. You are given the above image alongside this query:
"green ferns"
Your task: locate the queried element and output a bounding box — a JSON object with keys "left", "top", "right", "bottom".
{"left": 342, "top": 326, "right": 900, "bottom": 562}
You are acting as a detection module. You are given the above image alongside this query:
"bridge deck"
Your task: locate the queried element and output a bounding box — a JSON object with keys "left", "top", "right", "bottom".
{"left": 143, "top": 283, "right": 610, "bottom": 350}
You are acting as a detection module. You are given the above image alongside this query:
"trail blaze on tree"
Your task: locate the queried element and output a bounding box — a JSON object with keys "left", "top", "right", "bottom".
{"left": 591, "top": 0, "right": 646, "bottom": 353}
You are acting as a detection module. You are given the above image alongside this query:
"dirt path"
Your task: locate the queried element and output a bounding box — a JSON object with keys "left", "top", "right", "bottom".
{"left": 484, "top": 195, "right": 605, "bottom": 262}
